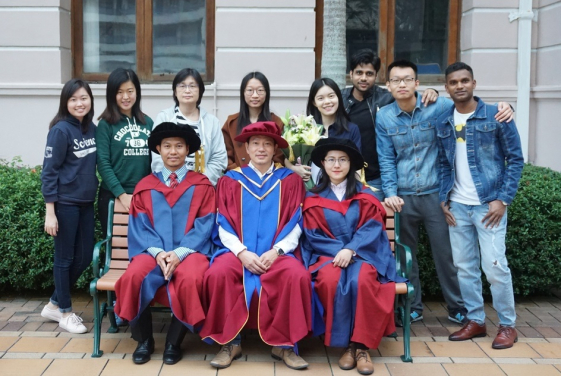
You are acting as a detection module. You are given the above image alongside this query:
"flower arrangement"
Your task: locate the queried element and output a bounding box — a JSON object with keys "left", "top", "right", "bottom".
{"left": 281, "top": 112, "right": 323, "bottom": 146}
{"left": 280, "top": 110, "right": 324, "bottom": 189}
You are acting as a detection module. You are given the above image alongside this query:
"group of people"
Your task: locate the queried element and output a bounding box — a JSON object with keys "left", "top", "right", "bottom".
{"left": 39, "top": 47, "right": 524, "bottom": 374}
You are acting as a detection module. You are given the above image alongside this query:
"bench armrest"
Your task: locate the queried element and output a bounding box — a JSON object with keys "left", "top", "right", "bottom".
{"left": 92, "top": 199, "right": 116, "bottom": 279}
{"left": 92, "top": 238, "right": 110, "bottom": 279}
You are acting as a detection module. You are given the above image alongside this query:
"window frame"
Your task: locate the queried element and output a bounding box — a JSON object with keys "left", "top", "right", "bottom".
{"left": 315, "top": 0, "right": 461, "bottom": 83}
{"left": 71, "top": 0, "right": 215, "bottom": 83}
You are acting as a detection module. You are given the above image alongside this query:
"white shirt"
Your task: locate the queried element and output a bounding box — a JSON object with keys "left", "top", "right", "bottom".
{"left": 218, "top": 161, "right": 302, "bottom": 256}
{"left": 450, "top": 109, "right": 481, "bottom": 205}
{"left": 330, "top": 179, "right": 347, "bottom": 201}
{"left": 146, "top": 165, "right": 196, "bottom": 261}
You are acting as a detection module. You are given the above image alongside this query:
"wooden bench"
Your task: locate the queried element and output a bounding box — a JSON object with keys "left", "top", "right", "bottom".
{"left": 89, "top": 199, "right": 414, "bottom": 362}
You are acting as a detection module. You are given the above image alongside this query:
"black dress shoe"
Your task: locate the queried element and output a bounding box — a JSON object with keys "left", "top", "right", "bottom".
{"left": 133, "top": 337, "right": 154, "bottom": 364}
{"left": 163, "top": 342, "right": 182, "bottom": 365}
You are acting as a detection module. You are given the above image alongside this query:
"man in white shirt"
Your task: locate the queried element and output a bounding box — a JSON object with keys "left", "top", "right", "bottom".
{"left": 200, "top": 121, "right": 312, "bottom": 370}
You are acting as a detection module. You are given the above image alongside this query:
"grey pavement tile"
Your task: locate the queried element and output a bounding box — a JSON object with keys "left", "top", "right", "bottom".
{"left": 20, "top": 332, "right": 59, "bottom": 337}
{"left": 413, "top": 356, "right": 453, "bottom": 363}
{"left": 491, "top": 357, "right": 537, "bottom": 364}
{"left": 451, "top": 357, "right": 494, "bottom": 363}
{"left": 42, "top": 352, "right": 86, "bottom": 359}
{"left": 2, "top": 352, "right": 45, "bottom": 359}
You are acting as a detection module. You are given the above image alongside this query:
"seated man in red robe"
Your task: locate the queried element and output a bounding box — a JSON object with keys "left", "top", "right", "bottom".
{"left": 115, "top": 122, "right": 216, "bottom": 365}
{"left": 200, "top": 121, "right": 312, "bottom": 370}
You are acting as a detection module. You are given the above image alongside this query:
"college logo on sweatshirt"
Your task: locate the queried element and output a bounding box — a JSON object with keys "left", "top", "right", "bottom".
{"left": 114, "top": 123, "right": 151, "bottom": 157}
{"left": 73, "top": 137, "right": 96, "bottom": 158}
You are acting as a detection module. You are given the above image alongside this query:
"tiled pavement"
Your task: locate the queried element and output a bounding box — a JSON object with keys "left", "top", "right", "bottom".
{"left": 2, "top": 293, "right": 561, "bottom": 375}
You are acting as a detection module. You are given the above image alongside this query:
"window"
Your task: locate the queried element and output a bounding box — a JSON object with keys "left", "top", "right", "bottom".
{"left": 315, "top": 0, "right": 460, "bottom": 82}
{"left": 72, "top": 0, "right": 215, "bottom": 82}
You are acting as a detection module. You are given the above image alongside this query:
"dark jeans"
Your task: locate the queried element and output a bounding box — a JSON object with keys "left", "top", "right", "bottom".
{"left": 50, "top": 203, "right": 94, "bottom": 312}
{"left": 97, "top": 186, "right": 114, "bottom": 237}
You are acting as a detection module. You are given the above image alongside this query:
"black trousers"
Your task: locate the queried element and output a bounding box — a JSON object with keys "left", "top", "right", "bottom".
{"left": 131, "top": 308, "right": 188, "bottom": 346}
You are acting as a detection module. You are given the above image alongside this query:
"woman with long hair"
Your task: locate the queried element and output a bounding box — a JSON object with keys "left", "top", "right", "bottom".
{"left": 96, "top": 68, "right": 153, "bottom": 235}
{"left": 302, "top": 138, "right": 404, "bottom": 375}
{"left": 151, "top": 68, "right": 227, "bottom": 185}
{"left": 40, "top": 79, "right": 98, "bottom": 334}
{"left": 222, "top": 71, "right": 311, "bottom": 180}
{"left": 306, "top": 78, "right": 362, "bottom": 149}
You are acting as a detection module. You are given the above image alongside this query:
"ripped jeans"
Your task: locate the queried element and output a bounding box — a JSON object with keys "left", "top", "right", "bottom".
{"left": 448, "top": 202, "right": 516, "bottom": 327}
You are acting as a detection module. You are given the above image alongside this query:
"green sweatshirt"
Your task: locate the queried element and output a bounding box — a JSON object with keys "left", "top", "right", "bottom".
{"left": 96, "top": 114, "right": 153, "bottom": 197}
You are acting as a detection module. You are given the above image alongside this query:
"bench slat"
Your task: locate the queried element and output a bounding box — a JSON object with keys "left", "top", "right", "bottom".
{"left": 96, "top": 269, "right": 125, "bottom": 291}
{"left": 109, "top": 260, "right": 130, "bottom": 270}
{"left": 111, "top": 248, "right": 129, "bottom": 260}
{"left": 112, "top": 226, "right": 128, "bottom": 236}
{"left": 112, "top": 237, "right": 128, "bottom": 248}
{"left": 113, "top": 214, "right": 129, "bottom": 224}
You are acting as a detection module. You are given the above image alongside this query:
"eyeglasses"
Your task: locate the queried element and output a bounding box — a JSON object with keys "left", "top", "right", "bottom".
{"left": 324, "top": 157, "right": 350, "bottom": 166}
{"left": 177, "top": 84, "right": 199, "bottom": 92}
{"left": 245, "top": 88, "right": 266, "bottom": 96}
{"left": 388, "top": 77, "right": 416, "bottom": 85}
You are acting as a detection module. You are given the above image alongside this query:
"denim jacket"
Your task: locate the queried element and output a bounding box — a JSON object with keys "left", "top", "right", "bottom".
{"left": 436, "top": 97, "right": 524, "bottom": 205}
{"left": 376, "top": 95, "right": 453, "bottom": 197}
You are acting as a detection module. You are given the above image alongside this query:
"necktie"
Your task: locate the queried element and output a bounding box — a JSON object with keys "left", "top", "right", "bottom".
{"left": 169, "top": 172, "right": 178, "bottom": 189}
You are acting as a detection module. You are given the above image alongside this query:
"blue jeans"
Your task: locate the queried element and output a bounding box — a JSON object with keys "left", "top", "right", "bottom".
{"left": 50, "top": 203, "right": 94, "bottom": 312}
{"left": 448, "top": 202, "right": 516, "bottom": 327}
{"left": 366, "top": 177, "right": 385, "bottom": 202}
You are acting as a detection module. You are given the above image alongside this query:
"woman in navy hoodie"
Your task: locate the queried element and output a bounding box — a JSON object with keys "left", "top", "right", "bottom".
{"left": 40, "top": 78, "right": 98, "bottom": 334}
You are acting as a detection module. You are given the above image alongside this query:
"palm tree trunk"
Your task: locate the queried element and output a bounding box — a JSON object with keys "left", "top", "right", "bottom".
{"left": 321, "top": 0, "right": 346, "bottom": 88}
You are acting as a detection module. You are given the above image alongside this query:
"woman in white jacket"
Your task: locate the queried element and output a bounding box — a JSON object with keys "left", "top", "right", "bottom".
{"left": 151, "top": 68, "right": 227, "bottom": 185}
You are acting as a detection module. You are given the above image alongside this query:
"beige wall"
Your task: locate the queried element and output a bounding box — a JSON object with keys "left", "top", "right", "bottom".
{"left": 1, "top": 0, "right": 560, "bottom": 171}
{"left": 459, "top": 0, "right": 561, "bottom": 171}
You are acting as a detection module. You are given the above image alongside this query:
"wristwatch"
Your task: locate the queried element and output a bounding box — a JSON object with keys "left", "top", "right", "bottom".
{"left": 275, "top": 247, "right": 285, "bottom": 256}
{"left": 501, "top": 201, "right": 509, "bottom": 207}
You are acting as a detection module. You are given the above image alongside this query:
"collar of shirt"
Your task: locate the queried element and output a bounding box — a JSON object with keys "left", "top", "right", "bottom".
{"left": 248, "top": 161, "right": 275, "bottom": 180}
{"left": 162, "top": 164, "right": 188, "bottom": 186}
{"left": 394, "top": 92, "right": 422, "bottom": 117}
{"left": 330, "top": 179, "right": 348, "bottom": 201}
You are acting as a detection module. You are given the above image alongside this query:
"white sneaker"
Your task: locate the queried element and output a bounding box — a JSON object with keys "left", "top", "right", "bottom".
{"left": 58, "top": 313, "right": 87, "bottom": 334}
{"left": 41, "top": 305, "right": 63, "bottom": 323}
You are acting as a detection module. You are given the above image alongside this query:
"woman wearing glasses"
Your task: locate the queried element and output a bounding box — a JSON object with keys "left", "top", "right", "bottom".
{"left": 152, "top": 68, "right": 227, "bottom": 185}
{"left": 302, "top": 138, "right": 404, "bottom": 375}
{"left": 222, "top": 72, "right": 284, "bottom": 169}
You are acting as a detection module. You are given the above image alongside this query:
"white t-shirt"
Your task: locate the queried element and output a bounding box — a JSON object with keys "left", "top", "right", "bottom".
{"left": 450, "top": 109, "right": 480, "bottom": 205}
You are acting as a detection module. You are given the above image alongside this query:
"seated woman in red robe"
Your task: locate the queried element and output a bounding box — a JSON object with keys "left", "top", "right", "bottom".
{"left": 302, "top": 138, "right": 406, "bottom": 376}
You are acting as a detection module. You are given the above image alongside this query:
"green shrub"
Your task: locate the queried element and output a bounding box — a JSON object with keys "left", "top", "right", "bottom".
{"left": 1, "top": 160, "right": 560, "bottom": 296}
{"left": 418, "top": 164, "right": 561, "bottom": 297}
{"left": 0, "top": 158, "right": 101, "bottom": 292}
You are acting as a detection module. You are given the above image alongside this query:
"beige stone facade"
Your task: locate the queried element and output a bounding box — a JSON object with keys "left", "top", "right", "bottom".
{"left": 0, "top": 0, "right": 559, "bottom": 170}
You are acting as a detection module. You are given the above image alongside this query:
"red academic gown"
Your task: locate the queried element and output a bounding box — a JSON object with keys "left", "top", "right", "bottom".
{"left": 115, "top": 171, "right": 215, "bottom": 329}
{"left": 302, "top": 184, "right": 405, "bottom": 349}
{"left": 200, "top": 165, "right": 312, "bottom": 346}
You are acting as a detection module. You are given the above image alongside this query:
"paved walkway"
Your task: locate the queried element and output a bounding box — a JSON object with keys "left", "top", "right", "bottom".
{"left": 2, "top": 293, "right": 561, "bottom": 375}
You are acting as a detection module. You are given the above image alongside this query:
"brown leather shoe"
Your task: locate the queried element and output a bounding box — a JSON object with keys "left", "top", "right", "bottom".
{"left": 271, "top": 347, "right": 309, "bottom": 370}
{"left": 492, "top": 326, "right": 518, "bottom": 349}
{"left": 338, "top": 345, "right": 356, "bottom": 370}
{"left": 449, "top": 320, "right": 487, "bottom": 341}
{"left": 209, "top": 344, "right": 242, "bottom": 369}
{"left": 355, "top": 349, "right": 374, "bottom": 375}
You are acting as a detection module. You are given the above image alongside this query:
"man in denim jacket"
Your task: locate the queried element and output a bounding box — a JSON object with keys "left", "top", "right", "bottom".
{"left": 341, "top": 49, "right": 439, "bottom": 201}
{"left": 376, "top": 60, "right": 513, "bottom": 324}
{"left": 437, "top": 62, "right": 523, "bottom": 349}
